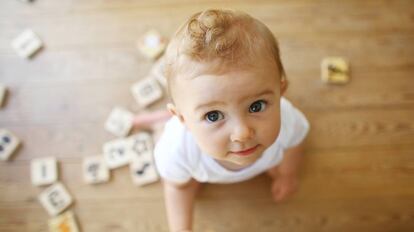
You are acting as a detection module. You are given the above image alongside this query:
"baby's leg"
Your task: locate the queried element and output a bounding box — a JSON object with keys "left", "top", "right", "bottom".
{"left": 163, "top": 179, "right": 201, "bottom": 232}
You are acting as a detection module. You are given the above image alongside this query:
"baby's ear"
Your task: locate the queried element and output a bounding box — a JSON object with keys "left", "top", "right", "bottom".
{"left": 167, "top": 103, "right": 185, "bottom": 123}
{"left": 280, "top": 77, "right": 288, "bottom": 96}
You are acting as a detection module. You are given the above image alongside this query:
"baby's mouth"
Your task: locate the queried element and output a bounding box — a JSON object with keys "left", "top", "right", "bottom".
{"left": 229, "top": 145, "right": 259, "bottom": 156}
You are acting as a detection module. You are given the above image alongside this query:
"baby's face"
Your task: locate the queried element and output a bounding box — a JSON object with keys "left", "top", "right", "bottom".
{"left": 171, "top": 62, "right": 282, "bottom": 167}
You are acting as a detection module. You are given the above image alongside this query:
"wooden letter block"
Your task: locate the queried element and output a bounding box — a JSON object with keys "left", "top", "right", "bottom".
{"left": 39, "top": 182, "right": 73, "bottom": 216}
{"left": 0, "top": 129, "right": 21, "bottom": 161}
{"left": 102, "top": 138, "right": 131, "bottom": 169}
{"left": 321, "top": 57, "right": 350, "bottom": 84}
{"left": 0, "top": 84, "right": 6, "bottom": 108}
{"left": 104, "top": 107, "right": 134, "bottom": 137}
{"left": 137, "top": 30, "right": 167, "bottom": 59}
{"left": 11, "top": 29, "right": 43, "bottom": 58}
{"left": 127, "top": 132, "right": 153, "bottom": 162}
{"left": 48, "top": 210, "right": 80, "bottom": 232}
{"left": 31, "top": 157, "right": 58, "bottom": 186}
{"left": 82, "top": 156, "right": 110, "bottom": 184}
{"left": 130, "top": 159, "right": 159, "bottom": 186}
{"left": 131, "top": 78, "right": 163, "bottom": 108}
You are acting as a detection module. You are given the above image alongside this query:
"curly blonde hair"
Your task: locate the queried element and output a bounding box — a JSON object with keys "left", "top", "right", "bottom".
{"left": 164, "top": 9, "right": 286, "bottom": 90}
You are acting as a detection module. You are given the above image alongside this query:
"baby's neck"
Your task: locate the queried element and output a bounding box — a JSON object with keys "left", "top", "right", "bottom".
{"left": 215, "top": 159, "right": 251, "bottom": 171}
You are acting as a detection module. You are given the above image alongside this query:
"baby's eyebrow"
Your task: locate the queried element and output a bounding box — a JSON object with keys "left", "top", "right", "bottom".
{"left": 195, "top": 89, "right": 275, "bottom": 112}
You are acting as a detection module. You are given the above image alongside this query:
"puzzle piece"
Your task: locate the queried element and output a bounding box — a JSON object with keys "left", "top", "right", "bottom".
{"left": 126, "top": 132, "right": 153, "bottom": 162}
{"left": 102, "top": 138, "right": 131, "bottom": 169}
{"left": 0, "top": 129, "right": 21, "bottom": 161}
{"left": 321, "top": 57, "right": 350, "bottom": 84}
{"left": 82, "top": 156, "right": 110, "bottom": 184}
{"left": 39, "top": 182, "right": 73, "bottom": 216}
{"left": 131, "top": 78, "right": 163, "bottom": 108}
{"left": 11, "top": 29, "right": 43, "bottom": 59}
{"left": 48, "top": 210, "right": 80, "bottom": 232}
{"left": 0, "top": 84, "right": 7, "bottom": 108}
{"left": 137, "top": 30, "right": 167, "bottom": 59}
{"left": 130, "top": 159, "right": 158, "bottom": 186}
{"left": 31, "top": 157, "right": 58, "bottom": 186}
{"left": 104, "top": 107, "right": 134, "bottom": 137}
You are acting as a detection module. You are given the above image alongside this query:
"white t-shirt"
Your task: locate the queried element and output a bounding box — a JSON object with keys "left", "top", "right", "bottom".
{"left": 154, "top": 97, "right": 310, "bottom": 184}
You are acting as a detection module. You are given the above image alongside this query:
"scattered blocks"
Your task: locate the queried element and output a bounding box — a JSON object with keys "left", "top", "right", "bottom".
{"left": 39, "top": 182, "right": 73, "bottom": 216}
{"left": 0, "top": 129, "right": 21, "bottom": 161}
{"left": 137, "top": 30, "right": 167, "bottom": 59}
{"left": 127, "top": 132, "right": 158, "bottom": 186}
{"left": 102, "top": 138, "right": 131, "bottom": 169}
{"left": 82, "top": 156, "right": 110, "bottom": 184}
{"left": 0, "top": 84, "right": 6, "bottom": 108}
{"left": 131, "top": 78, "right": 163, "bottom": 108}
{"left": 12, "top": 29, "right": 43, "bottom": 59}
{"left": 48, "top": 211, "right": 80, "bottom": 232}
{"left": 104, "top": 107, "right": 134, "bottom": 137}
{"left": 321, "top": 57, "right": 350, "bottom": 84}
{"left": 31, "top": 157, "right": 58, "bottom": 186}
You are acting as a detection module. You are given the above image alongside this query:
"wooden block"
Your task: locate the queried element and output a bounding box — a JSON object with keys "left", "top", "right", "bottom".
{"left": 82, "top": 156, "right": 110, "bottom": 184}
{"left": 38, "top": 182, "right": 73, "bottom": 216}
{"left": 48, "top": 210, "right": 80, "bottom": 232}
{"left": 11, "top": 29, "right": 43, "bottom": 59}
{"left": 0, "top": 129, "right": 21, "bottom": 161}
{"left": 321, "top": 57, "right": 350, "bottom": 84}
{"left": 150, "top": 57, "right": 167, "bottom": 87}
{"left": 131, "top": 78, "right": 163, "bottom": 108}
{"left": 126, "top": 132, "right": 153, "bottom": 162}
{"left": 130, "top": 159, "right": 159, "bottom": 186}
{"left": 0, "top": 84, "right": 6, "bottom": 108}
{"left": 137, "top": 30, "right": 167, "bottom": 59}
{"left": 31, "top": 157, "right": 58, "bottom": 186}
{"left": 102, "top": 138, "right": 131, "bottom": 169}
{"left": 104, "top": 107, "right": 134, "bottom": 137}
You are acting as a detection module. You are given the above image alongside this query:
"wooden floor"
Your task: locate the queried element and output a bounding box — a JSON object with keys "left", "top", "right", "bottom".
{"left": 1, "top": 0, "right": 414, "bottom": 231}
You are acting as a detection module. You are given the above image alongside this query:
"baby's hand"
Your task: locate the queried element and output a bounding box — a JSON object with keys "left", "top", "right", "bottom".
{"left": 270, "top": 174, "right": 299, "bottom": 203}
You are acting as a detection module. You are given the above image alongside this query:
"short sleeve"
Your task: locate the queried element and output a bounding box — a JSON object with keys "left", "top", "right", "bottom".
{"left": 279, "top": 98, "right": 310, "bottom": 148}
{"left": 153, "top": 118, "right": 193, "bottom": 184}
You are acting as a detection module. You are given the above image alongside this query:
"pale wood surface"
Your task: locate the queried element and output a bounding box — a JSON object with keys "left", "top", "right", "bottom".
{"left": 1, "top": 0, "right": 414, "bottom": 231}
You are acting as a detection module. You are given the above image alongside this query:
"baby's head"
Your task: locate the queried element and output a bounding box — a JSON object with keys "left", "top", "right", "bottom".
{"left": 164, "top": 9, "right": 287, "bottom": 166}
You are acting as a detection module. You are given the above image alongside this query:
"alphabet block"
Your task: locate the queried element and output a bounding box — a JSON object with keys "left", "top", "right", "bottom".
{"left": 11, "top": 29, "right": 43, "bottom": 58}
{"left": 321, "top": 57, "right": 350, "bottom": 84}
{"left": 104, "top": 107, "right": 134, "bottom": 137}
{"left": 31, "top": 157, "right": 58, "bottom": 186}
{"left": 0, "top": 129, "right": 21, "bottom": 161}
{"left": 48, "top": 210, "right": 80, "bottom": 232}
{"left": 82, "top": 156, "right": 110, "bottom": 184}
{"left": 38, "top": 183, "right": 73, "bottom": 216}
{"left": 131, "top": 78, "right": 163, "bottom": 108}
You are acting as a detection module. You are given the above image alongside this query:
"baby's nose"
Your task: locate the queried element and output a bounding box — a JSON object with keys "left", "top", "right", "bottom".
{"left": 230, "top": 120, "right": 253, "bottom": 142}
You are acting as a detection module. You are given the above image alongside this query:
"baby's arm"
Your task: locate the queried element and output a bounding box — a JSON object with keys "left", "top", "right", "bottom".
{"left": 163, "top": 179, "right": 201, "bottom": 232}
{"left": 267, "top": 142, "right": 304, "bottom": 202}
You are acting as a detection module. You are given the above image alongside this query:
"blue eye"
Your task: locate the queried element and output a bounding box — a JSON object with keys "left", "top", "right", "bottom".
{"left": 205, "top": 111, "right": 224, "bottom": 123}
{"left": 249, "top": 100, "right": 267, "bottom": 113}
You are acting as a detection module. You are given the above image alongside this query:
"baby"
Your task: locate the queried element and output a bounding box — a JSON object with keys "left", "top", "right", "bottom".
{"left": 153, "top": 9, "right": 310, "bottom": 232}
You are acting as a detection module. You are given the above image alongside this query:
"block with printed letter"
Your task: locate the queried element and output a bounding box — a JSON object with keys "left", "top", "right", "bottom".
{"left": 48, "top": 210, "right": 80, "bottom": 232}
{"left": 0, "top": 84, "right": 7, "bottom": 108}
{"left": 11, "top": 29, "right": 43, "bottom": 59}
{"left": 102, "top": 138, "right": 131, "bottom": 169}
{"left": 104, "top": 107, "right": 134, "bottom": 137}
{"left": 31, "top": 157, "right": 58, "bottom": 186}
{"left": 137, "top": 30, "right": 167, "bottom": 59}
{"left": 82, "top": 155, "right": 110, "bottom": 184}
{"left": 130, "top": 158, "right": 159, "bottom": 186}
{"left": 38, "top": 182, "right": 73, "bottom": 216}
{"left": 0, "top": 129, "right": 21, "bottom": 161}
{"left": 321, "top": 57, "right": 350, "bottom": 84}
{"left": 126, "top": 132, "right": 154, "bottom": 162}
{"left": 131, "top": 78, "right": 163, "bottom": 108}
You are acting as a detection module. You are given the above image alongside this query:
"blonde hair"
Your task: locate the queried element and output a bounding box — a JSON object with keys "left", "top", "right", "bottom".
{"left": 164, "top": 9, "right": 286, "bottom": 93}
